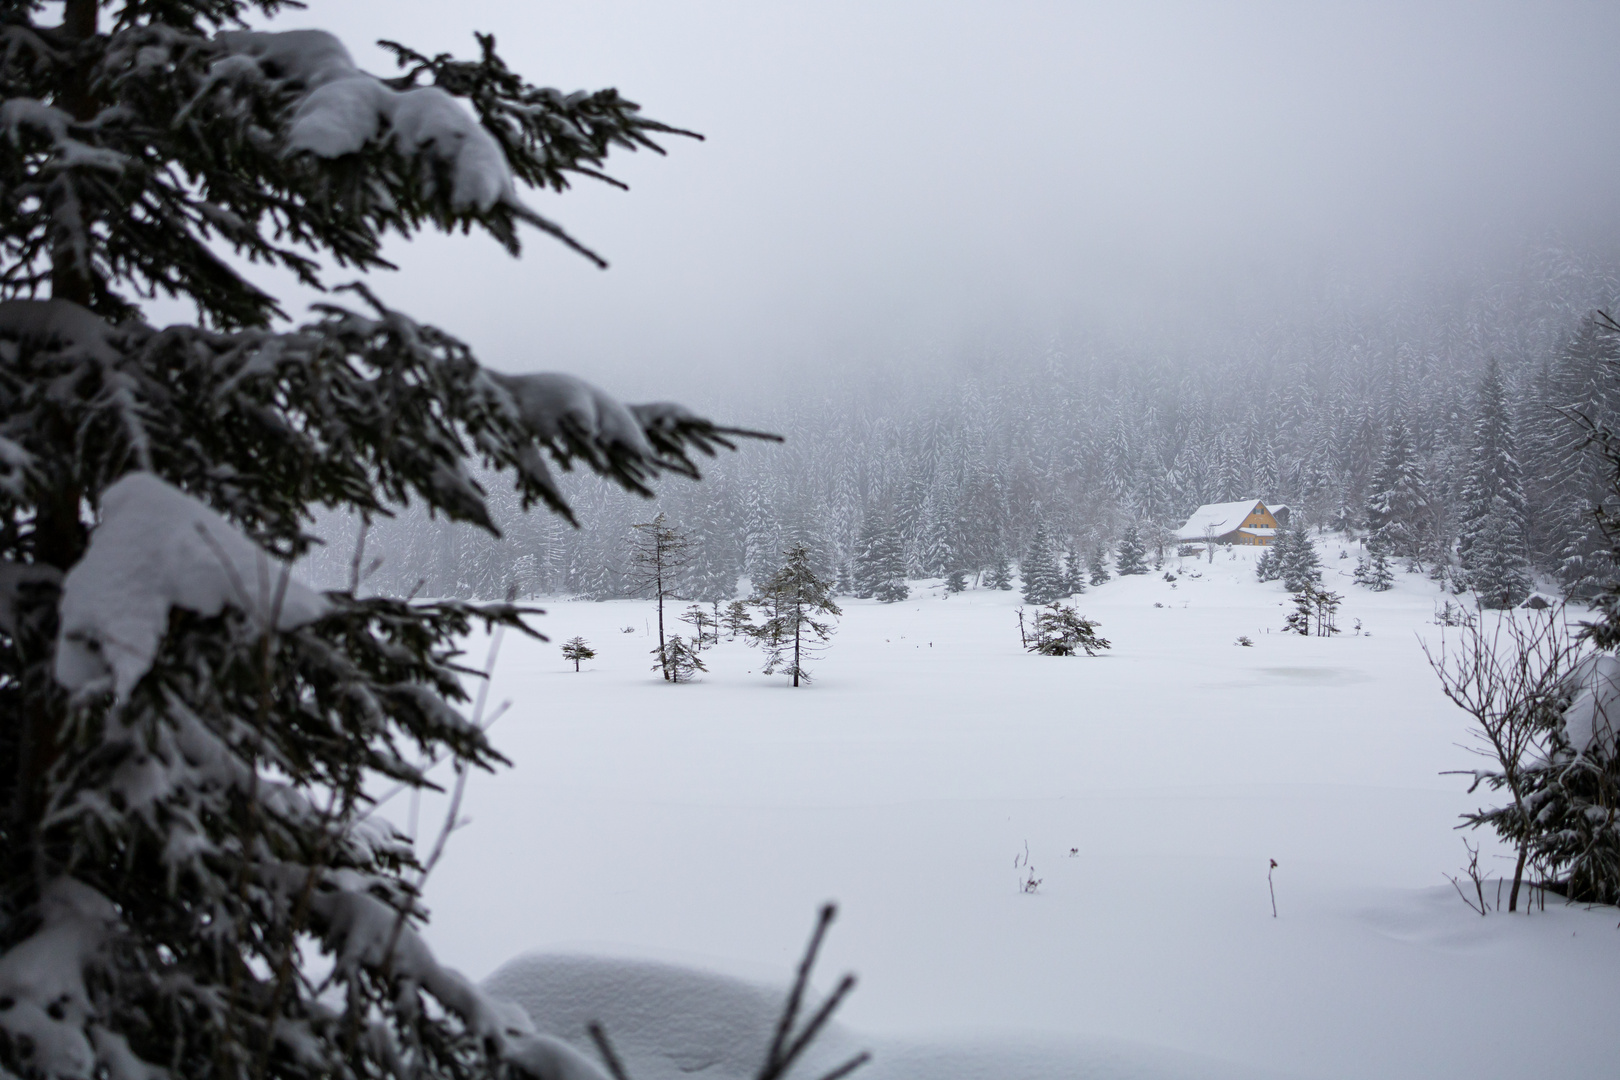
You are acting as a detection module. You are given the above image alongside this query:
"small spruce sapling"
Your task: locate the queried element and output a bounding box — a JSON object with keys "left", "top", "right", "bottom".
{"left": 562, "top": 636, "right": 596, "bottom": 671}
{"left": 653, "top": 634, "right": 706, "bottom": 682}
{"left": 1353, "top": 548, "right": 1394, "bottom": 591}
{"left": 679, "top": 603, "right": 713, "bottom": 649}
{"left": 1255, "top": 543, "right": 1281, "bottom": 582}
{"left": 986, "top": 553, "right": 1015, "bottom": 590}
{"left": 1026, "top": 602, "right": 1112, "bottom": 656}
{"left": 1087, "top": 544, "right": 1111, "bottom": 585}
{"left": 723, "top": 598, "right": 754, "bottom": 638}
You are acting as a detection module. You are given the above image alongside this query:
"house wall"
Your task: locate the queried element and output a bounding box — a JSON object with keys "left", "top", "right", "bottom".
{"left": 1222, "top": 504, "right": 1279, "bottom": 545}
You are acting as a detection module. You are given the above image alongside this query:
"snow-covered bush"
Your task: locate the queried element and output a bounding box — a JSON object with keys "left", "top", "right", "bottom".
{"left": 1026, "top": 602, "right": 1111, "bottom": 656}
{"left": 0, "top": 5, "right": 768, "bottom": 1079}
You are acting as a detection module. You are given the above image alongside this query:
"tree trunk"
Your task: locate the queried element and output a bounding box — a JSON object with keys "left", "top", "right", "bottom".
{"left": 1508, "top": 836, "right": 1528, "bottom": 913}
{"left": 52, "top": 0, "right": 99, "bottom": 306}
{"left": 792, "top": 600, "right": 801, "bottom": 687}
{"left": 655, "top": 550, "right": 668, "bottom": 680}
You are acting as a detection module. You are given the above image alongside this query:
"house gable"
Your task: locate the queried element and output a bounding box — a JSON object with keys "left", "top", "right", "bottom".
{"left": 1175, "top": 499, "right": 1284, "bottom": 545}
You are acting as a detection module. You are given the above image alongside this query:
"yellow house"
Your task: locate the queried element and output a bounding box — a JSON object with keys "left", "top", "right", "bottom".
{"left": 1174, "top": 499, "right": 1289, "bottom": 546}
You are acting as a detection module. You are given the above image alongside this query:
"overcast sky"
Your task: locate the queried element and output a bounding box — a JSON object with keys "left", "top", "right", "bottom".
{"left": 234, "top": 1, "right": 1620, "bottom": 401}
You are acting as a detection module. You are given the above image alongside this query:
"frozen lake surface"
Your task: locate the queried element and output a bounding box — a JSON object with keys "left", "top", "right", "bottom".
{"left": 399, "top": 541, "right": 1619, "bottom": 1079}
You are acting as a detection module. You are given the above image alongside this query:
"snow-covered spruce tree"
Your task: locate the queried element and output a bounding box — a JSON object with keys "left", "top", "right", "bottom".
{"left": 1365, "top": 414, "right": 1430, "bottom": 566}
{"left": 1254, "top": 541, "right": 1280, "bottom": 582}
{"left": 0, "top": 5, "right": 769, "bottom": 1080}
{"left": 1468, "top": 497, "right": 1533, "bottom": 609}
{"left": 1086, "top": 543, "right": 1110, "bottom": 586}
{"left": 865, "top": 519, "right": 908, "bottom": 603}
{"left": 1114, "top": 524, "right": 1148, "bottom": 575}
{"left": 1274, "top": 525, "right": 1322, "bottom": 592}
{"left": 747, "top": 545, "right": 840, "bottom": 687}
{"left": 1457, "top": 358, "right": 1529, "bottom": 578}
{"left": 1026, "top": 602, "right": 1110, "bottom": 657}
{"left": 562, "top": 636, "right": 596, "bottom": 672}
{"left": 985, "top": 551, "right": 1014, "bottom": 591}
{"left": 1353, "top": 548, "right": 1394, "bottom": 591}
{"left": 681, "top": 508, "right": 739, "bottom": 605}
{"left": 1019, "top": 521, "right": 1063, "bottom": 604}
{"left": 652, "top": 634, "right": 705, "bottom": 683}
{"left": 850, "top": 516, "right": 881, "bottom": 599}
{"left": 1060, "top": 548, "right": 1086, "bottom": 597}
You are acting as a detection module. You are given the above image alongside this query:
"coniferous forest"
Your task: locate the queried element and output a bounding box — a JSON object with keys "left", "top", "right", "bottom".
{"left": 306, "top": 248, "right": 1620, "bottom": 606}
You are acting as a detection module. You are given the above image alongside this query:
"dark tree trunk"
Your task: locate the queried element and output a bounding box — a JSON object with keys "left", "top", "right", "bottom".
{"left": 52, "top": 0, "right": 99, "bottom": 306}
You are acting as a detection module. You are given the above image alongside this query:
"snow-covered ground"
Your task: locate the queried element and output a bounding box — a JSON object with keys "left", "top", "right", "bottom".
{"left": 400, "top": 540, "right": 1620, "bottom": 1080}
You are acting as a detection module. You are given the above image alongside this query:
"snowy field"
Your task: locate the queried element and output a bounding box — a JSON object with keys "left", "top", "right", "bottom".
{"left": 397, "top": 541, "right": 1620, "bottom": 1080}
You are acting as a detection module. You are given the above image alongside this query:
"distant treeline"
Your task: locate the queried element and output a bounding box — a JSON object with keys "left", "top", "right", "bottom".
{"left": 304, "top": 246, "right": 1620, "bottom": 602}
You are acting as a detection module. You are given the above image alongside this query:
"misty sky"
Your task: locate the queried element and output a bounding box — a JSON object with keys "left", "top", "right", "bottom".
{"left": 233, "top": 1, "right": 1620, "bottom": 401}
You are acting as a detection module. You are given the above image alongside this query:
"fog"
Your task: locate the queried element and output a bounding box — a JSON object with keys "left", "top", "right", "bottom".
{"left": 234, "top": 0, "right": 1620, "bottom": 402}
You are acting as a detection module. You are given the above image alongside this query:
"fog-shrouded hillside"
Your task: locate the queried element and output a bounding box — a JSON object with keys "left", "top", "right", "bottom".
{"left": 306, "top": 244, "right": 1620, "bottom": 605}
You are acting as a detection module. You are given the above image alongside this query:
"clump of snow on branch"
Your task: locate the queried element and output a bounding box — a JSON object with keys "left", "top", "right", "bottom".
{"left": 211, "top": 30, "right": 521, "bottom": 214}
{"left": 1557, "top": 653, "right": 1620, "bottom": 755}
{"left": 55, "top": 472, "right": 328, "bottom": 701}
{"left": 0, "top": 878, "right": 122, "bottom": 1080}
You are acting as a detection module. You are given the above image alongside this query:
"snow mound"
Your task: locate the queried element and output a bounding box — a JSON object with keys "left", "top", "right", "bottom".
{"left": 55, "top": 472, "right": 328, "bottom": 701}
{"left": 484, "top": 953, "right": 864, "bottom": 1080}
{"left": 483, "top": 954, "right": 1294, "bottom": 1080}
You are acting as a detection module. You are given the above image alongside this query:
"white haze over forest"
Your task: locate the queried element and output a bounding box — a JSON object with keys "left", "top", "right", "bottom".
{"left": 154, "top": 0, "right": 1620, "bottom": 403}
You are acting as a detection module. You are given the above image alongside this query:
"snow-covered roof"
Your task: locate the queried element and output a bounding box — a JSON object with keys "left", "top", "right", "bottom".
{"left": 1175, "top": 499, "right": 1266, "bottom": 541}
{"left": 1236, "top": 527, "right": 1276, "bottom": 537}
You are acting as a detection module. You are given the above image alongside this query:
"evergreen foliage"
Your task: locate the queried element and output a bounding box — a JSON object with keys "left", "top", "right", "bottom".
{"left": 1457, "top": 359, "right": 1531, "bottom": 600}
{"left": 1283, "top": 584, "right": 1341, "bottom": 636}
{"left": 1087, "top": 544, "right": 1111, "bottom": 585}
{"left": 746, "top": 545, "right": 841, "bottom": 687}
{"left": 679, "top": 603, "right": 716, "bottom": 648}
{"left": 303, "top": 262, "right": 1620, "bottom": 605}
{"left": 1365, "top": 414, "right": 1434, "bottom": 565}
{"left": 722, "top": 599, "right": 753, "bottom": 639}
{"left": 854, "top": 516, "right": 907, "bottom": 603}
{"left": 1019, "top": 521, "right": 1065, "bottom": 603}
{"left": 1061, "top": 549, "right": 1087, "bottom": 597}
{"left": 1114, "top": 525, "right": 1149, "bottom": 575}
{"left": 1353, "top": 549, "right": 1394, "bottom": 591}
{"left": 1468, "top": 682, "right": 1620, "bottom": 905}
{"left": 682, "top": 514, "right": 739, "bottom": 603}
{"left": 561, "top": 636, "right": 596, "bottom": 671}
{"left": 985, "top": 552, "right": 1014, "bottom": 590}
{"left": 1274, "top": 525, "right": 1322, "bottom": 592}
{"left": 1026, "top": 602, "right": 1111, "bottom": 656}
{"left": 629, "top": 513, "right": 692, "bottom": 681}
{"left": 653, "top": 634, "right": 706, "bottom": 682}
{"left": 0, "top": 6, "right": 768, "bottom": 1080}
{"left": 1254, "top": 543, "right": 1280, "bottom": 582}
{"left": 1469, "top": 498, "right": 1533, "bottom": 609}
